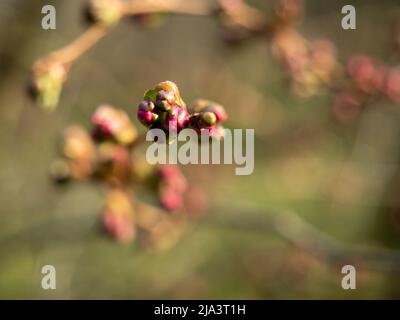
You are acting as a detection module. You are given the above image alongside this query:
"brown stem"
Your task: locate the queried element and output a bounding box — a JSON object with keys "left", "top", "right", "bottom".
{"left": 121, "top": 0, "right": 212, "bottom": 16}
{"left": 40, "top": 26, "right": 109, "bottom": 66}
{"left": 204, "top": 205, "right": 400, "bottom": 273}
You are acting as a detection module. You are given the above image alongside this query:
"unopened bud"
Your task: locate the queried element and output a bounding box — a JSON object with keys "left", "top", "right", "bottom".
{"left": 200, "top": 111, "right": 217, "bottom": 126}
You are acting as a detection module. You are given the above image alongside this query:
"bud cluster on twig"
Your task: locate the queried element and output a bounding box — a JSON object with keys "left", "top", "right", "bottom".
{"left": 50, "top": 81, "right": 220, "bottom": 247}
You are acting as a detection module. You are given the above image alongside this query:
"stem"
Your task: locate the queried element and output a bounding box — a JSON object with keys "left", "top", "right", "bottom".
{"left": 43, "top": 26, "right": 108, "bottom": 66}
{"left": 121, "top": 0, "right": 212, "bottom": 17}
{"left": 204, "top": 205, "right": 400, "bottom": 273}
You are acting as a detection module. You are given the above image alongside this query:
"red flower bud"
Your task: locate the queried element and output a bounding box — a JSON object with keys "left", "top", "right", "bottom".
{"left": 137, "top": 100, "right": 158, "bottom": 126}
{"left": 164, "top": 105, "right": 189, "bottom": 132}
{"left": 156, "top": 90, "right": 176, "bottom": 112}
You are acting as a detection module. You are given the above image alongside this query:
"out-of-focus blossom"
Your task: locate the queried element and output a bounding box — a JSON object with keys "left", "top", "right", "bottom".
{"left": 382, "top": 68, "right": 400, "bottom": 103}
{"left": 157, "top": 165, "right": 188, "bottom": 212}
{"left": 52, "top": 125, "right": 96, "bottom": 180}
{"left": 102, "top": 189, "right": 136, "bottom": 244}
{"left": 332, "top": 91, "right": 364, "bottom": 124}
{"left": 272, "top": 30, "right": 340, "bottom": 97}
{"left": 347, "top": 55, "right": 385, "bottom": 94}
{"left": 28, "top": 60, "right": 69, "bottom": 112}
{"left": 95, "top": 142, "right": 132, "bottom": 185}
{"left": 215, "top": 0, "right": 266, "bottom": 44}
{"left": 84, "top": 0, "right": 123, "bottom": 27}
{"left": 274, "top": 0, "right": 304, "bottom": 28}
{"left": 92, "top": 104, "right": 137, "bottom": 145}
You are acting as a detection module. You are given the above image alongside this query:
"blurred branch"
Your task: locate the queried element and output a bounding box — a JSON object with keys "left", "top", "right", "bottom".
{"left": 34, "top": 0, "right": 215, "bottom": 68}
{"left": 205, "top": 205, "right": 400, "bottom": 273}
{"left": 40, "top": 26, "right": 108, "bottom": 65}
{"left": 121, "top": 0, "right": 212, "bottom": 17}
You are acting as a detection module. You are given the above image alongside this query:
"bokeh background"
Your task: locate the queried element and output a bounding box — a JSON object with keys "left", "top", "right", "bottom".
{"left": 1, "top": 0, "right": 400, "bottom": 299}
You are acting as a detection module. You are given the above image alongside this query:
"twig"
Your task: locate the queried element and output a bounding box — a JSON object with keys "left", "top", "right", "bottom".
{"left": 44, "top": 25, "right": 108, "bottom": 65}
{"left": 205, "top": 205, "right": 400, "bottom": 273}
{"left": 121, "top": 0, "right": 212, "bottom": 17}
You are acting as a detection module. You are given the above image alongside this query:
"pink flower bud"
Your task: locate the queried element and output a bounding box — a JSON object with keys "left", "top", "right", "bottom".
{"left": 164, "top": 105, "right": 189, "bottom": 132}
{"left": 137, "top": 100, "right": 158, "bottom": 126}
{"left": 383, "top": 68, "right": 400, "bottom": 103}
{"left": 347, "top": 55, "right": 383, "bottom": 93}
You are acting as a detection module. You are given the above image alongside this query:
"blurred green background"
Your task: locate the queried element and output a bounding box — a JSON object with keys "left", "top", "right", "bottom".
{"left": 1, "top": 0, "right": 400, "bottom": 299}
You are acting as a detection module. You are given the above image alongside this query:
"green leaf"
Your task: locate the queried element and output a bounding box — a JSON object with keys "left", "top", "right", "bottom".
{"left": 143, "top": 89, "right": 159, "bottom": 102}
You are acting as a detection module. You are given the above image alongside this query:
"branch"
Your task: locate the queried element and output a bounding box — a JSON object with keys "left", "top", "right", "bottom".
{"left": 121, "top": 0, "right": 212, "bottom": 17}
{"left": 42, "top": 26, "right": 108, "bottom": 66}
{"left": 204, "top": 205, "right": 400, "bottom": 273}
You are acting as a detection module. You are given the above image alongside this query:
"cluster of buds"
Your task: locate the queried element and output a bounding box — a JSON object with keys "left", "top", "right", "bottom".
{"left": 84, "top": 0, "right": 123, "bottom": 27}
{"left": 28, "top": 60, "right": 69, "bottom": 112}
{"left": 188, "top": 99, "right": 228, "bottom": 139}
{"left": 50, "top": 81, "right": 223, "bottom": 245}
{"left": 271, "top": 29, "right": 340, "bottom": 97}
{"left": 137, "top": 81, "right": 228, "bottom": 139}
{"left": 91, "top": 104, "right": 137, "bottom": 146}
{"left": 333, "top": 55, "right": 400, "bottom": 123}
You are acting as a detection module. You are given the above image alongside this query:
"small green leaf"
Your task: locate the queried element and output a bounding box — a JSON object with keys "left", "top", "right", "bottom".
{"left": 143, "top": 88, "right": 159, "bottom": 102}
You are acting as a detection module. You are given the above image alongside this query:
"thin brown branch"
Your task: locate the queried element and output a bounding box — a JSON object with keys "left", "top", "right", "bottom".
{"left": 121, "top": 0, "right": 213, "bottom": 17}
{"left": 204, "top": 205, "right": 400, "bottom": 273}
{"left": 45, "top": 25, "right": 109, "bottom": 65}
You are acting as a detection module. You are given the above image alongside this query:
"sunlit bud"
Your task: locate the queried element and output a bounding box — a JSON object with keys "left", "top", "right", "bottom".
{"left": 155, "top": 81, "right": 186, "bottom": 108}
{"left": 156, "top": 90, "right": 176, "bottom": 112}
{"left": 191, "top": 99, "right": 228, "bottom": 124}
{"left": 84, "top": 0, "right": 122, "bottom": 27}
{"left": 201, "top": 111, "right": 217, "bottom": 126}
{"left": 29, "top": 60, "right": 69, "bottom": 112}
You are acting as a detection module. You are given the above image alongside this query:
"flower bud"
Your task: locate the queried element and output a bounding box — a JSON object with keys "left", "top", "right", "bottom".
{"left": 164, "top": 105, "right": 189, "bottom": 132}
{"left": 102, "top": 189, "right": 136, "bottom": 244}
{"left": 29, "top": 61, "right": 69, "bottom": 112}
{"left": 92, "top": 104, "right": 138, "bottom": 145}
{"left": 84, "top": 0, "right": 122, "bottom": 27}
{"left": 155, "top": 81, "right": 186, "bottom": 108}
{"left": 60, "top": 125, "right": 96, "bottom": 179}
{"left": 201, "top": 111, "right": 217, "bottom": 126}
{"left": 347, "top": 55, "right": 383, "bottom": 93}
{"left": 191, "top": 99, "right": 228, "bottom": 124}
{"left": 156, "top": 165, "right": 187, "bottom": 212}
{"left": 383, "top": 68, "right": 400, "bottom": 103}
{"left": 274, "top": 0, "right": 304, "bottom": 27}
{"left": 156, "top": 90, "right": 175, "bottom": 112}
{"left": 137, "top": 100, "right": 158, "bottom": 126}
